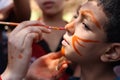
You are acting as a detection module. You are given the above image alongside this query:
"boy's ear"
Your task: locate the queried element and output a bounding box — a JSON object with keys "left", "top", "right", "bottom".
{"left": 101, "top": 43, "right": 120, "bottom": 62}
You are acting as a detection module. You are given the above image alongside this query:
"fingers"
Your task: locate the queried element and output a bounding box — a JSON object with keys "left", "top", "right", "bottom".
{"left": 51, "top": 57, "right": 71, "bottom": 79}
{"left": 56, "top": 63, "right": 68, "bottom": 78}
{"left": 58, "top": 62, "right": 68, "bottom": 73}
{"left": 55, "top": 56, "right": 71, "bottom": 74}
{"left": 23, "top": 33, "right": 39, "bottom": 54}
{"left": 11, "top": 21, "right": 50, "bottom": 35}
{"left": 22, "top": 26, "right": 51, "bottom": 48}
{"left": 52, "top": 62, "right": 68, "bottom": 80}
{"left": 46, "top": 52, "right": 63, "bottom": 59}
{"left": 9, "top": 24, "right": 51, "bottom": 52}
{"left": 57, "top": 58, "right": 70, "bottom": 71}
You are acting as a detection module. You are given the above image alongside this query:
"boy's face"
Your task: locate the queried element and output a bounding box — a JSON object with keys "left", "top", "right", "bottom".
{"left": 36, "top": 0, "right": 64, "bottom": 15}
{"left": 62, "top": 1, "right": 109, "bottom": 64}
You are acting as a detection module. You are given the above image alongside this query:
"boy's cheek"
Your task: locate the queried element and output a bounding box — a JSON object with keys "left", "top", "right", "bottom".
{"left": 64, "top": 47, "right": 81, "bottom": 62}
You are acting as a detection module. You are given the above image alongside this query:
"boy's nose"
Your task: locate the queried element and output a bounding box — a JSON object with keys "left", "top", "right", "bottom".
{"left": 65, "top": 21, "right": 75, "bottom": 35}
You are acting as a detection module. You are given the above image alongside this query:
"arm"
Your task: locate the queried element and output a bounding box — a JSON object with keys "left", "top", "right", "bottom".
{"left": 13, "top": 0, "right": 31, "bottom": 22}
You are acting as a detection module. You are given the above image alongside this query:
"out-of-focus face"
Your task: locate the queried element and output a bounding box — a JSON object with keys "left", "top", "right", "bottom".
{"left": 35, "top": 0, "right": 65, "bottom": 15}
{"left": 61, "top": 1, "right": 109, "bottom": 64}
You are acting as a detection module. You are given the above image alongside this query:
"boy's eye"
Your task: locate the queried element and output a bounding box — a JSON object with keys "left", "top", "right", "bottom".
{"left": 82, "top": 23, "right": 91, "bottom": 30}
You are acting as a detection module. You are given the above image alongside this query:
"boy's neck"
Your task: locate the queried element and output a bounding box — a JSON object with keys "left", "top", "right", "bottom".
{"left": 80, "top": 63, "right": 116, "bottom": 80}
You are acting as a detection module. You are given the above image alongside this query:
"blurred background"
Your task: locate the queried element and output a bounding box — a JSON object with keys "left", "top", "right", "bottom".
{"left": 30, "top": 0, "right": 87, "bottom": 22}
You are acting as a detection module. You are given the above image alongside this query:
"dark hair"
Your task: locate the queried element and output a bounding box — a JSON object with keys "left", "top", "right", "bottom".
{"left": 97, "top": 0, "right": 120, "bottom": 43}
{"left": 96, "top": 0, "right": 120, "bottom": 67}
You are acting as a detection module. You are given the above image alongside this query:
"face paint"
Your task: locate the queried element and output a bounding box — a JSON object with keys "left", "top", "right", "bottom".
{"left": 72, "top": 35, "right": 99, "bottom": 56}
{"left": 81, "top": 10, "right": 101, "bottom": 29}
{"left": 60, "top": 46, "right": 65, "bottom": 56}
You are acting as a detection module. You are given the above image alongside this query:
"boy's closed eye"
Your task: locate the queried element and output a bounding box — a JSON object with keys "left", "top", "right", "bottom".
{"left": 72, "top": 13, "right": 91, "bottom": 31}
{"left": 82, "top": 22, "right": 91, "bottom": 30}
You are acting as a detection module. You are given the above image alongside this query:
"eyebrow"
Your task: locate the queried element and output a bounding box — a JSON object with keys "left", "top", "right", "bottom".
{"left": 76, "top": 5, "right": 81, "bottom": 15}
{"left": 80, "top": 10, "right": 101, "bottom": 29}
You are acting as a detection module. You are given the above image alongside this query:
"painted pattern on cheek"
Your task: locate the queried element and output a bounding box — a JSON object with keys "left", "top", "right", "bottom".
{"left": 72, "top": 35, "right": 99, "bottom": 56}
{"left": 81, "top": 10, "right": 101, "bottom": 30}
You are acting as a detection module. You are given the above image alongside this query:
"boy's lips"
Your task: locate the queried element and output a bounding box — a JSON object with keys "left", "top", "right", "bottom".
{"left": 62, "top": 38, "right": 69, "bottom": 46}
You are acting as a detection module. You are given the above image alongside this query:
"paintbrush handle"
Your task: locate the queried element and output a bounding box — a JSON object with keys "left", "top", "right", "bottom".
{"left": 0, "top": 21, "right": 65, "bottom": 30}
{"left": 0, "top": 21, "right": 18, "bottom": 26}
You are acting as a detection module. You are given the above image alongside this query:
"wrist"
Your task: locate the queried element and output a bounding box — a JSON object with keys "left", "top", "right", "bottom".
{"left": 1, "top": 67, "right": 24, "bottom": 80}
{"left": 0, "top": 75, "right": 2, "bottom": 80}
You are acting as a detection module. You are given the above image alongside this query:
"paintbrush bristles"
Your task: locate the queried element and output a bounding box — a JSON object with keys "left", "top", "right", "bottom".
{"left": 49, "top": 26, "right": 65, "bottom": 30}
{"left": 0, "top": 21, "right": 65, "bottom": 30}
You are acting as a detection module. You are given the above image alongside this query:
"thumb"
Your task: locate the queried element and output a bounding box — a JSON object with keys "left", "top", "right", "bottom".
{"left": 47, "top": 51, "right": 63, "bottom": 59}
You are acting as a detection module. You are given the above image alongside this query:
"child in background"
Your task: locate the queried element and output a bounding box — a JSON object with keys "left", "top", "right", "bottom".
{"left": 31, "top": 0, "right": 66, "bottom": 62}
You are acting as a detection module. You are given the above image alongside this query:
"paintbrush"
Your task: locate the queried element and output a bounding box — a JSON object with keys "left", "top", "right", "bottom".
{"left": 0, "top": 21, "right": 65, "bottom": 30}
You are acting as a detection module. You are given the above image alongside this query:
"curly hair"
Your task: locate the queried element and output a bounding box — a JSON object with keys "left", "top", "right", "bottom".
{"left": 97, "top": 0, "right": 120, "bottom": 43}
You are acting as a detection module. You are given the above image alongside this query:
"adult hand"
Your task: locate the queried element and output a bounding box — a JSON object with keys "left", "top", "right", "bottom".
{"left": 26, "top": 52, "right": 70, "bottom": 80}
{"left": 1, "top": 21, "right": 51, "bottom": 80}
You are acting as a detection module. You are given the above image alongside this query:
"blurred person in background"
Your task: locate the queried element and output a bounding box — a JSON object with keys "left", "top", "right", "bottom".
{"left": 31, "top": 0, "right": 72, "bottom": 79}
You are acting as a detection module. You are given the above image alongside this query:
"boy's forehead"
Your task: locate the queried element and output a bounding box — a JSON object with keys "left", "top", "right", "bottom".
{"left": 76, "top": 5, "right": 81, "bottom": 14}
{"left": 76, "top": 1, "right": 108, "bottom": 30}
{"left": 76, "top": 1, "right": 102, "bottom": 15}
{"left": 76, "top": 1, "right": 91, "bottom": 13}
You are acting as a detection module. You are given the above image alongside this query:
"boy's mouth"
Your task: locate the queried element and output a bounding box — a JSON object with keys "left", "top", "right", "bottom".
{"left": 62, "top": 38, "right": 69, "bottom": 46}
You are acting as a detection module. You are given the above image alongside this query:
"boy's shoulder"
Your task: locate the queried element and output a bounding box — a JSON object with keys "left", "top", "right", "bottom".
{"left": 68, "top": 77, "right": 120, "bottom": 80}
{"left": 115, "top": 77, "right": 120, "bottom": 80}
